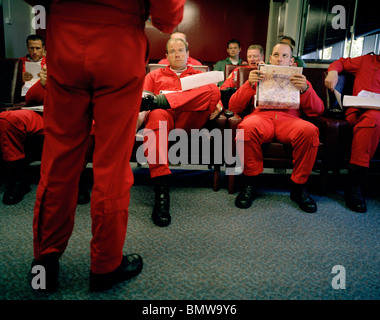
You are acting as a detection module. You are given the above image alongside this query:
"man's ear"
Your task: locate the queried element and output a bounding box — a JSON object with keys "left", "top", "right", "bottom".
{"left": 290, "top": 57, "right": 295, "bottom": 66}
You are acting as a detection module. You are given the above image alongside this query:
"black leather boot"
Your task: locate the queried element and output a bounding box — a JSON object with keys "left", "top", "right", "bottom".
{"left": 2, "top": 159, "right": 30, "bottom": 205}
{"left": 152, "top": 175, "right": 171, "bottom": 227}
{"left": 344, "top": 164, "right": 368, "bottom": 213}
{"left": 235, "top": 175, "right": 256, "bottom": 209}
{"left": 290, "top": 181, "right": 317, "bottom": 213}
{"left": 89, "top": 254, "right": 143, "bottom": 292}
{"left": 141, "top": 91, "right": 170, "bottom": 112}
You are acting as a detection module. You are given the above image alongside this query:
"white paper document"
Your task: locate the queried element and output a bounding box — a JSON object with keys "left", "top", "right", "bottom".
{"left": 21, "top": 105, "right": 44, "bottom": 112}
{"left": 340, "top": 90, "right": 380, "bottom": 109}
{"left": 25, "top": 61, "right": 42, "bottom": 79}
{"left": 256, "top": 64, "right": 303, "bottom": 109}
{"left": 180, "top": 71, "right": 224, "bottom": 91}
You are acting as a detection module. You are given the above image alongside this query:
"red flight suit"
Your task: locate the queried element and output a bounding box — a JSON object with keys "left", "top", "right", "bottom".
{"left": 328, "top": 54, "right": 380, "bottom": 168}
{"left": 0, "top": 81, "right": 44, "bottom": 162}
{"left": 229, "top": 79, "right": 324, "bottom": 184}
{"left": 31, "top": 0, "right": 185, "bottom": 275}
{"left": 143, "top": 66, "right": 221, "bottom": 178}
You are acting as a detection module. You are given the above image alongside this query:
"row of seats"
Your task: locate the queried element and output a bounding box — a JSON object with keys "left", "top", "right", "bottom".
{"left": 1, "top": 58, "right": 379, "bottom": 195}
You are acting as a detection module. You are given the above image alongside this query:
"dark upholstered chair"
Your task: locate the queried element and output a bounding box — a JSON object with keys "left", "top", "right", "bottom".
{"left": 226, "top": 67, "right": 350, "bottom": 194}
{"left": 224, "top": 64, "right": 240, "bottom": 81}
{"left": 0, "top": 58, "right": 25, "bottom": 111}
{"left": 131, "top": 63, "right": 227, "bottom": 191}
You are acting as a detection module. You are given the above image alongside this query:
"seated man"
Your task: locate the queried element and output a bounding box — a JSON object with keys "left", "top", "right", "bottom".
{"left": 140, "top": 37, "right": 222, "bottom": 227}
{"left": 221, "top": 44, "right": 265, "bottom": 90}
{"left": 213, "top": 39, "right": 247, "bottom": 86}
{"left": 158, "top": 32, "right": 202, "bottom": 66}
{"left": 0, "top": 66, "right": 91, "bottom": 205}
{"left": 20, "top": 34, "right": 46, "bottom": 96}
{"left": 325, "top": 53, "right": 380, "bottom": 213}
{"left": 229, "top": 42, "right": 324, "bottom": 213}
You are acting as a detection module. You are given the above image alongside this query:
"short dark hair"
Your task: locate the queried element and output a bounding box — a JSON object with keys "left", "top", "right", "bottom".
{"left": 280, "top": 36, "right": 296, "bottom": 47}
{"left": 227, "top": 39, "right": 241, "bottom": 48}
{"left": 26, "top": 34, "right": 45, "bottom": 47}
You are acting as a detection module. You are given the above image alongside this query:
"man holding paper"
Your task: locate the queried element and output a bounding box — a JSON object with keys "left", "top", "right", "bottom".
{"left": 325, "top": 53, "right": 380, "bottom": 213}
{"left": 229, "top": 42, "right": 324, "bottom": 213}
{"left": 20, "top": 34, "right": 46, "bottom": 83}
{"left": 140, "top": 37, "right": 223, "bottom": 227}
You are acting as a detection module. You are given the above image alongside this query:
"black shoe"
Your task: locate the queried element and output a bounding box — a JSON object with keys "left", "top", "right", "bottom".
{"left": 30, "top": 253, "right": 60, "bottom": 293}
{"left": 344, "top": 185, "right": 367, "bottom": 213}
{"left": 235, "top": 185, "right": 255, "bottom": 209}
{"left": 290, "top": 185, "right": 317, "bottom": 213}
{"left": 89, "top": 254, "right": 143, "bottom": 292}
{"left": 152, "top": 185, "right": 171, "bottom": 227}
{"left": 2, "top": 180, "right": 30, "bottom": 205}
{"left": 77, "top": 185, "right": 90, "bottom": 205}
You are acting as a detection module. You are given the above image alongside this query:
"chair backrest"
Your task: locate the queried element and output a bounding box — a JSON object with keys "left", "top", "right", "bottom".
{"left": 237, "top": 67, "right": 254, "bottom": 88}
{"left": 224, "top": 64, "right": 239, "bottom": 80}
{"left": 146, "top": 63, "right": 209, "bottom": 74}
{"left": 0, "top": 58, "right": 24, "bottom": 107}
{"left": 302, "top": 67, "right": 329, "bottom": 106}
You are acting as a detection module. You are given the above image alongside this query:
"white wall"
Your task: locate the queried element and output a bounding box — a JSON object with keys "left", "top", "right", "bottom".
{"left": 265, "top": 0, "right": 304, "bottom": 60}
{"left": 2, "top": 0, "right": 34, "bottom": 59}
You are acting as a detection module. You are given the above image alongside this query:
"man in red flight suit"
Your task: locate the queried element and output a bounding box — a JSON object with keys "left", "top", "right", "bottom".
{"left": 221, "top": 44, "right": 265, "bottom": 90}
{"left": 140, "top": 37, "right": 222, "bottom": 227}
{"left": 25, "top": 0, "right": 185, "bottom": 293}
{"left": 325, "top": 53, "right": 380, "bottom": 213}
{"left": 0, "top": 66, "right": 90, "bottom": 205}
{"left": 158, "top": 32, "right": 202, "bottom": 66}
{"left": 229, "top": 42, "right": 324, "bottom": 213}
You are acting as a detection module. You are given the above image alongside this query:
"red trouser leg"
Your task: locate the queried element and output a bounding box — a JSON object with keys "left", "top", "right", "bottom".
{"left": 237, "top": 113, "right": 275, "bottom": 176}
{"left": 346, "top": 109, "right": 380, "bottom": 168}
{"left": 0, "top": 110, "right": 44, "bottom": 161}
{"left": 143, "top": 85, "right": 220, "bottom": 178}
{"left": 274, "top": 115, "right": 320, "bottom": 184}
{"left": 33, "top": 15, "right": 146, "bottom": 274}
{"left": 237, "top": 112, "right": 320, "bottom": 184}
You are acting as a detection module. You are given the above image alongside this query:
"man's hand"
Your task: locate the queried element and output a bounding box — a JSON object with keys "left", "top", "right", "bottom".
{"left": 248, "top": 69, "right": 265, "bottom": 87}
{"left": 209, "top": 103, "right": 223, "bottom": 120}
{"left": 22, "top": 72, "right": 33, "bottom": 82}
{"left": 39, "top": 65, "right": 47, "bottom": 87}
{"left": 324, "top": 70, "right": 338, "bottom": 91}
{"left": 290, "top": 74, "right": 308, "bottom": 92}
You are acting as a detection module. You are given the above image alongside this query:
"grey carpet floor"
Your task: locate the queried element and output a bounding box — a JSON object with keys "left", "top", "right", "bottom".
{"left": 0, "top": 164, "right": 379, "bottom": 301}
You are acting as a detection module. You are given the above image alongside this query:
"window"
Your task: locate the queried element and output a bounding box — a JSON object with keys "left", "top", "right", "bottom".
{"left": 298, "top": 0, "right": 380, "bottom": 63}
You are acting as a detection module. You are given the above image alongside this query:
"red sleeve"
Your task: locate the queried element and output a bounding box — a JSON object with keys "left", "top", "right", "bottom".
{"left": 299, "top": 80, "right": 324, "bottom": 116}
{"left": 149, "top": 0, "right": 185, "bottom": 34}
{"left": 229, "top": 81, "right": 256, "bottom": 114}
{"left": 327, "top": 56, "right": 363, "bottom": 75}
{"left": 25, "top": 80, "right": 45, "bottom": 105}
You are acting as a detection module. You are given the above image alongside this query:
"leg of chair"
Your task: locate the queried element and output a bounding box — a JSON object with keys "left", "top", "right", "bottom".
{"left": 228, "top": 174, "right": 235, "bottom": 194}
{"left": 213, "top": 165, "right": 220, "bottom": 191}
